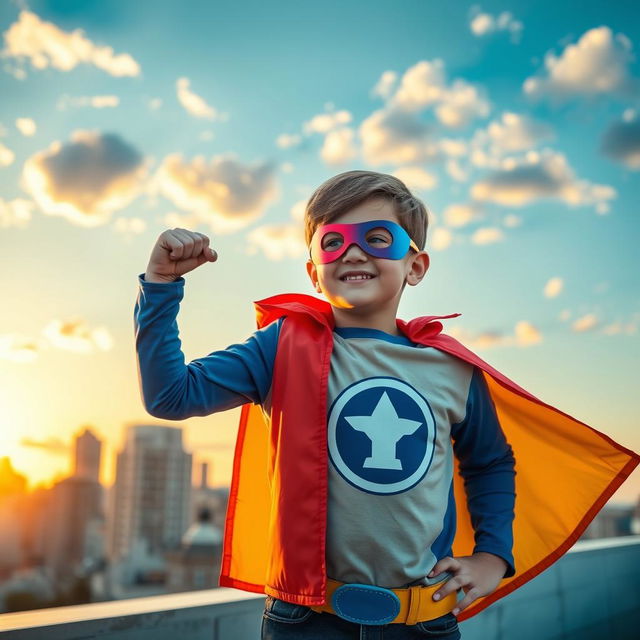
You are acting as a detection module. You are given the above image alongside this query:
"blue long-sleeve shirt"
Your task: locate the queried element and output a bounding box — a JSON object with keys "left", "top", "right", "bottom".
{"left": 134, "top": 273, "right": 516, "bottom": 580}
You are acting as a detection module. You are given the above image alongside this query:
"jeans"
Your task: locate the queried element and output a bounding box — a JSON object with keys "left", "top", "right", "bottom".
{"left": 261, "top": 596, "right": 462, "bottom": 639}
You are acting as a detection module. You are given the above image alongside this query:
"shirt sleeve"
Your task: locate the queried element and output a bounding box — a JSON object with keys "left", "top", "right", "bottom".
{"left": 450, "top": 366, "right": 516, "bottom": 578}
{"left": 134, "top": 273, "right": 280, "bottom": 420}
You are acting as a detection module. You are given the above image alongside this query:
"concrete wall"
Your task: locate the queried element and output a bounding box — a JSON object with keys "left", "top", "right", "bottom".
{"left": 1, "top": 536, "right": 639, "bottom": 640}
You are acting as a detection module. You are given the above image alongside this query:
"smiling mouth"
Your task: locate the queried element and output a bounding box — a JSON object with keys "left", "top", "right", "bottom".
{"left": 340, "top": 273, "right": 375, "bottom": 281}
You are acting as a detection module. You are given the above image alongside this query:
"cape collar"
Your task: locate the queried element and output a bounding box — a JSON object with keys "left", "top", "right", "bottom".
{"left": 253, "top": 292, "right": 460, "bottom": 343}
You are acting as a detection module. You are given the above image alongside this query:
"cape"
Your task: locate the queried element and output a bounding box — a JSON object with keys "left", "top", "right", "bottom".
{"left": 218, "top": 293, "right": 639, "bottom": 621}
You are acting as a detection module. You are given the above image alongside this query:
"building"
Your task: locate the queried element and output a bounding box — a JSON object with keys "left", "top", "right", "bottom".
{"left": 580, "top": 502, "right": 635, "bottom": 539}
{"left": 165, "top": 507, "right": 223, "bottom": 592}
{"left": 191, "top": 462, "right": 228, "bottom": 532}
{"left": 44, "top": 428, "right": 106, "bottom": 582}
{"left": 44, "top": 476, "right": 104, "bottom": 582}
{"left": 74, "top": 427, "right": 102, "bottom": 482}
{"left": 108, "top": 425, "right": 192, "bottom": 589}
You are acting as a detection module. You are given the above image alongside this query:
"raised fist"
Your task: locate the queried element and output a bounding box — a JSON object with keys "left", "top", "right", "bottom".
{"left": 145, "top": 228, "right": 217, "bottom": 282}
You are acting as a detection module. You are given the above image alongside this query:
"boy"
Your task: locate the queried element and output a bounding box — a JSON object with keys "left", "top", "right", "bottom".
{"left": 135, "top": 171, "right": 638, "bottom": 639}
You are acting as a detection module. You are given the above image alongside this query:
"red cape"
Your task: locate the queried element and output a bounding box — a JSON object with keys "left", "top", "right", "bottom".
{"left": 219, "top": 294, "right": 639, "bottom": 620}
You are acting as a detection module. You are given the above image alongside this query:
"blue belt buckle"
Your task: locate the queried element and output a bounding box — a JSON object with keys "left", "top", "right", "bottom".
{"left": 332, "top": 583, "right": 401, "bottom": 625}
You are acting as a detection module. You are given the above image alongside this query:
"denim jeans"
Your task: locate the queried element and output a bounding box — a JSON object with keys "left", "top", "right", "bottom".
{"left": 261, "top": 596, "right": 462, "bottom": 639}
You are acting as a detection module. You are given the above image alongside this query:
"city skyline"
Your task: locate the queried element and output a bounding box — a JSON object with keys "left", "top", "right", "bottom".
{"left": 0, "top": 0, "right": 638, "bottom": 501}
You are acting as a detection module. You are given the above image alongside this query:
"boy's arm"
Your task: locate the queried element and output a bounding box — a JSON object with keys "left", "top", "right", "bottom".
{"left": 134, "top": 273, "right": 280, "bottom": 420}
{"left": 450, "top": 366, "right": 516, "bottom": 578}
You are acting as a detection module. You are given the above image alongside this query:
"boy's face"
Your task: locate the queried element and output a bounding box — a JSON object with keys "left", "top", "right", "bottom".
{"left": 306, "top": 198, "right": 430, "bottom": 326}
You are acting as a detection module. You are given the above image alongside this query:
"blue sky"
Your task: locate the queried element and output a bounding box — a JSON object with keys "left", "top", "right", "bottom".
{"left": 0, "top": 0, "right": 638, "bottom": 500}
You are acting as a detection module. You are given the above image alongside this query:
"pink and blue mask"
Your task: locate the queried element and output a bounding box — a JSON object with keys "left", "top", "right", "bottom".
{"left": 309, "top": 219, "right": 420, "bottom": 264}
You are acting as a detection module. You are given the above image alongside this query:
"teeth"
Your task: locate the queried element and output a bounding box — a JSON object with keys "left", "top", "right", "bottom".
{"left": 343, "top": 274, "right": 372, "bottom": 281}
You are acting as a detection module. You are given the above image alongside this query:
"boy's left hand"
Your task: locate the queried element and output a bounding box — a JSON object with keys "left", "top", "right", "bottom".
{"left": 429, "top": 552, "right": 508, "bottom": 616}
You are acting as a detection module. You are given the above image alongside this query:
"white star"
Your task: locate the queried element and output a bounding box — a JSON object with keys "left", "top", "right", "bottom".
{"left": 345, "top": 392, "right": 422, "bottom": 470}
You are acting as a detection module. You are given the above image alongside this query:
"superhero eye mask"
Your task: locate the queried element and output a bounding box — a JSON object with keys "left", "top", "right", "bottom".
{"left": 309, "top": 220, "right": 420, "bottom": 264}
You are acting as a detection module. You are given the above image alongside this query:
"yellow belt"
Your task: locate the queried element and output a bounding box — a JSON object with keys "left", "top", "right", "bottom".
{"left": 309, "top": 578, "right": 458, "bottom": 625}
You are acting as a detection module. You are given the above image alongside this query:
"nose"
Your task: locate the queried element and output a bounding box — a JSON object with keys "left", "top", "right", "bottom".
{"left": 341, "top": 243, "right": 368, "bottom": 262}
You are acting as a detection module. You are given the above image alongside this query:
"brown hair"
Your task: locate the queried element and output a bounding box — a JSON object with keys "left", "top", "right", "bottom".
{"left": 304, "top": 170, "right": 429, "bottom": 250}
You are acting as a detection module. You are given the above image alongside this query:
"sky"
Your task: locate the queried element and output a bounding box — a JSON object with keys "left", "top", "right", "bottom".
{"left": 0, "top": 0, "right": 639, "bottom": 501}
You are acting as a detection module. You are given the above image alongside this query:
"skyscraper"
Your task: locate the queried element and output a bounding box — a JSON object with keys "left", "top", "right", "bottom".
{"left": 74, "top": 427, "right": 102, "bottom": 482}
{"left": 44, "top": 428, "right": 105, "bottom": 581}
{"left": 109, "top": 425, "right": 192, "bottom": 563}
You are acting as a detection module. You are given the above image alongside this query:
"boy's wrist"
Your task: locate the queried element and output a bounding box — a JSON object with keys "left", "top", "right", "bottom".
{"left": 144, "top": 270, "right": 178, "bottom": 284}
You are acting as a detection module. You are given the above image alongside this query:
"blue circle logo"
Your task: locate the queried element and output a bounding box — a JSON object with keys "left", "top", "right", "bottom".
{"left": 328, "top": 377, "right": 436, "bottom": 495}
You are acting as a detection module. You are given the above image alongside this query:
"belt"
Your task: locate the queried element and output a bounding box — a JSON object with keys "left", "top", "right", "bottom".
{"left": 309, "top": 578, "right": 458, "bottom": 626}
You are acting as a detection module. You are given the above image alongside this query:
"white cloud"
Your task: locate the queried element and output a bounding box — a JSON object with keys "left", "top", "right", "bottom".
{"left": 514, "top": 321, "right": 542, "bottom": 345}
{"left": 388, "top": 60, "right": 490, "bottom": 129}
{"left": 16, "top": 117, "right": 36, "bottom": 136}
{"left": 57, "top": 94, "right": 120, "bottom": 110}
{"left": 42, "top": 317, "right": 113, "bottom": 354}
{"left": 246, "top": 197, "right": 309, "bottom": 261}
{"left": 471, "top": 112, "right": 554, "bottom": 164}
{"left": 572, "top": 313, "right": 599, "bottom": 332}
{"left": 371, "top": 70, "right": 398, "bottom": 100}
{"left": 321, "top": 127, "right": 358, "bottom": 165}
{"left": 503, "top": 214, "right": 521, "bottom": 227}
{"left": 471, "top": 227, "right": 504, "bottom": 245}
{"left": 276, "top": 133, "right": 302, "bottom": 149}
{"left": 445, "top": 159, "right": 470, "bottom": 182}
{"left": 0, "top": 334, "right": 41, "bottom": 363}
{"left": 246, "top": 222, "right": 307, "bottom": 261}
{"left": 153, "top": 153, "right": 278, "bottom": 233}
{"left": 438, "top": 138, "right": 468, "bottom": 158}
{"left": 0, "top": 198, "right": 34, "bottom": 228}
{"left": 448, "top": 320, "right": 542, "bottom": 349}
{"left": 359, "top": 107, "right": 437, "bottom": 166}
{"left": 176, "top": 77, "right": 217, "bottom": 120}
{"left": 430, "top": 227, "right": 453, "bottom": 251}
{"left": 389, "top": 60, "right": 447, "bottom": 112}
{"left": 303, "top": 110, "right": 352, "bottom": 135}
{"left": 523, "top": 26, "right": 638, "bottom": 101}
{"left": 392, "top": 166, "right": 437, "bottom": 191}
{"left": 2, "top": 10, "right": 140, "bottom": 76}
{"left": 470, "top": 148, "right": 616, "bottom": 213}
{"left": 149, "top": 98, "right": 163, "bottom": 110}
{"left": 559, "top": 309, "right": 571, "bottom": 322}
{"left": 435, "top": 80, "right": 491, "bottom": 129}
{"left": 443, "top": 203, "right": 478, "bottom": 227}
{"left": 113, "top": 216, "right": 146, "bottom": 238}
{"left": 0, "top": 142, "right": 15, "bottom": 166}
{"left": 290, "top": 199, "right": 307, "bottom": 221}
{"left": 22, "top": 131, "right": 148, "bottom": 226}
{"left": 602, "top": 319, "right": 638, "bottom": 335}
{"left": 544, "top": 277, "right": 563, "bottom": 298}
{"left": 470, "top": 10, "right": 523, "bottom": 43}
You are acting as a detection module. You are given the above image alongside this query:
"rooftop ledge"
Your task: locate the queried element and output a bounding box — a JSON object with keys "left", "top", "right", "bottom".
{"left": 1, "top": 536, "right": 639, "bottom": 640}
{"left": 0, "top": 588, "right": 264, "bottom": 633}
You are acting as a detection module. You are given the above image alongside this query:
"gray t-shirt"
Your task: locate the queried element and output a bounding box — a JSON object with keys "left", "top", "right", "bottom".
{"left": 134, "top": 278, "right": 516, "bottom": 585}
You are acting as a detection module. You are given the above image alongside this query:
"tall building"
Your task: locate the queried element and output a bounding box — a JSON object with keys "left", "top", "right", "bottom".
{"left": 74, "top": 427, "right": 102, "bottom": 482}
{"left": 109, "top": 425, "right": 192, "bottom": 564}
{"left": 44, "top": 476, "right": 104, "bottom": 581}
{"left": 43, "top": 428, "right": 105, "bottom": 582}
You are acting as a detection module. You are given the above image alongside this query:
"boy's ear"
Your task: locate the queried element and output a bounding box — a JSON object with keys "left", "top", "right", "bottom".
{"left": 306, "top": 259, "right": 322, "bottom": 293}
{"left": 406, "top": 251, "right": 430, "bottom": 286}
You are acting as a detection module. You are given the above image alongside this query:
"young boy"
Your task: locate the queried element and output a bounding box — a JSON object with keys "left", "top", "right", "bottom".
{"left": 134, "top": 171, "right": 638, "bottom": 639}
